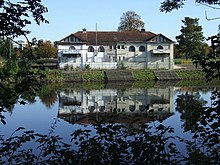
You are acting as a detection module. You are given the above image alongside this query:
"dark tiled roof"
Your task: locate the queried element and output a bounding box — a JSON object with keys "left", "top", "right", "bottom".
{"left": 73, "top": 31, "right": 157, "bottom": 44}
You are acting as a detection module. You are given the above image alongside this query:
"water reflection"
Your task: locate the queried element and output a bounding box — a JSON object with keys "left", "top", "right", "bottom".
{"left": 58, "top": 87, "right": 174, "bottom": 124}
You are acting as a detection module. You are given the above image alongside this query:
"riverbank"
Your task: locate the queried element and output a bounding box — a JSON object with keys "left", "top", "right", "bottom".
{"left": 46, "top": 69, "right": 207, "bottom": 82}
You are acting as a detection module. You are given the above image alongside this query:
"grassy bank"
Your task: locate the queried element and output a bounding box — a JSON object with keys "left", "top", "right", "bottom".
{"left": 175, "top": 70, "right": 205, "bottom": 80}
{"left": 46, "top": 69, "right": 209, "bottom": 82}
{"left": 132, "top": 70, "right": 156, "bottom": 81}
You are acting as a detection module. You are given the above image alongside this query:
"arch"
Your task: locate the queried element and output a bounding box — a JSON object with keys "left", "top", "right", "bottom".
{"left": 139, "top": 45, "right": 146, "bottom": 52}
{"left": 157, "top": 45, "right": 164, "bottom": 49}
{"left": 88, "top": 46, "right": 94, "bottom": 52}
{"left": 69, "top": 46, "right": 75, "bottom": 50}
{"left": 129, "top": 105, "right": 135, "bottom": 112}
{"left": 129, "top": 45, "right": 135, "bottom": 52}
{"left": 98, "top": 46, "right": 105, "bottom": 52}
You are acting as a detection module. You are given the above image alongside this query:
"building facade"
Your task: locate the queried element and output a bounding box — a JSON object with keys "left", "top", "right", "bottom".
{"left": 56, "top": 29, "right": 174, "bottom": 70}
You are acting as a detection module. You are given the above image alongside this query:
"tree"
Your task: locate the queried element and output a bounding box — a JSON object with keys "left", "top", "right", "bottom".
{"left": 0, "top": 0, "right": 48, "bottom": 39}
{"left": 36, "top": 41, "right": 57, "bottom": 58}
{"left": 0, "top": 0, "right": 48, "bottom": 124}
{"left": 118, "top": 11, "right": 145, "bottom": 32}
{"left": 160, "top": 0, "right": 220, "bottom": 13}
{"left": 176, "top": 17, "right": 205, "bottom": 60}
{"left": 160, "top": 1, "right": 220, "bottom": 80}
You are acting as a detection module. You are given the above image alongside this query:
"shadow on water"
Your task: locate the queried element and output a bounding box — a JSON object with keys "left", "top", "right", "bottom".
{"left": 0, "top": 80, "right": 219, "bottom": 164}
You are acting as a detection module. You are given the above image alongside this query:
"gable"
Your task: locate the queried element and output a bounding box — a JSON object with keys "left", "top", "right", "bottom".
{"left": 60, "top": 34, "right": 83, "bottom": 43}
{"left": 148, "top": 34, "right": 173, "bottom": 43}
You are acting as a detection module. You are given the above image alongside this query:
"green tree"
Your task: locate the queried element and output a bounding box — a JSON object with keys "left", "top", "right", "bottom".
{"left": 176, "top": 17, "right": 205, "bottom": 60}
{"left": 118, "top": 11, "right": 145, "bottom": 32}
{"left": 36, "top": 41, "right": 57, "bottom": 58}
{"left": 160, "top": 1, "right": 220, "bottom": 80}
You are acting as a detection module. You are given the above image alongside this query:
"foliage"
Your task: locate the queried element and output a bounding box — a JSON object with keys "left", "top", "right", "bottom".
{"left": 175, "top": 90, "right": 220, "bottom": 163}
{"left": 0, "top": 0, "right": 48, "bottom": 39}
{"left": 0, "top": 0, "right": 49, "bottom": 81}
{"left": 176, "top": 17, "right": 205, "bottom": 60}
{"left": 160, "top": 0, "right": 220, "bottom": 13}
{"left": 0, "top": 120, "right": 181, "bottom": 164}
{"left": 118, "top": 11, "right": 145, "bottom": 32}
{"left": 192, "top": 35, "right": 220, "bottom": 81}
{"left": 35, "top": 41, "right": 57, "bottom": 58}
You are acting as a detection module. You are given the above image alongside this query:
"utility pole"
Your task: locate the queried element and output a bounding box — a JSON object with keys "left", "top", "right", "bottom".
{"left": 113, "top": 35, "right": 118, "bottom": 62}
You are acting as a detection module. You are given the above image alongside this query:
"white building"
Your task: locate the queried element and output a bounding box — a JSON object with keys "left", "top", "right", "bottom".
{"left": 56, "top": 29, "right": 174, "bottom": 70}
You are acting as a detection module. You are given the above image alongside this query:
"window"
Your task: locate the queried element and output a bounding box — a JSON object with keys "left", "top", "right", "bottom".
{"left": 117, "top": 45, "right": 120, "bottom": 49}
{"left": 70, "top": 36, "right": 74, "bottom": 42}
{"left": 157, "top": 45, "right": 164, "bottom": 49}
{"left": 69, "top": 46, "right": 75, "bottom": 50}
{"left": 88, "top": 46, "right": 94, "bottom": 52}
{"left": 98, "top": 46, "right": 105, "bottom": 52}
{"left": 139, "top": 46, "right": 145, "bottom": 52}
{"left": 129, "top": 46, "right": 135, "bottom": 52}
{"left": 121, "top": 45, "right": 125, "bottom": 49}
{"left": 109, "top": 45, "right": 112, "bottom": 50}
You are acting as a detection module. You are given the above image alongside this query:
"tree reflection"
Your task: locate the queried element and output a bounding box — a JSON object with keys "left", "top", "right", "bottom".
{"left": 175, "top": 90, "right": 220, "bottom": 163}
{"left": 38, "top": 84, "right": 58, "bottom": 109}
{"left": 0, "top": 81, "right": 60, "bottom": 124}
{"left": 176, "top": 91, "right": 207, "bottom": 131}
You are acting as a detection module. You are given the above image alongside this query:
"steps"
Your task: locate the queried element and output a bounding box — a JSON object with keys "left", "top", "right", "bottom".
{"left": 105, "top": 70, "right": 134, "bottom": 82}
{"left": 153, "top": 70, "right": 181, "bottom": 81}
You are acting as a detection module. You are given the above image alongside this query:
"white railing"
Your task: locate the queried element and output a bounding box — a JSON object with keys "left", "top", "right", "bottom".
{"left": 152, "top": 49, "right": 170, "bottom": 54}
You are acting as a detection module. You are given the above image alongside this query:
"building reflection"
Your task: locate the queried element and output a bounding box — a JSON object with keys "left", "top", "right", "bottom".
{"left": 58, "top": 87, "right": 174, "bottom": 125}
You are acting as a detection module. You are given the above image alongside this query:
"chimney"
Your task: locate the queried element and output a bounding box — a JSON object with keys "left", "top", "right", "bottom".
{"left": 82, "top": 28, "right": 86, "bottom": 33}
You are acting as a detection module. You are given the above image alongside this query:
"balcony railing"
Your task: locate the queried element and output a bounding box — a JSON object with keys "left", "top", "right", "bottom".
{"left": 152, "top": 49, "right": 170, "bottom": 54}
{"left": 62, "top": 49, "right": 80, "bottom": 54}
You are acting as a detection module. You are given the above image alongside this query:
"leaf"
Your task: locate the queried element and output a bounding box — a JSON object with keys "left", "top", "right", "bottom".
{"left": 19, "top": 100, "right": 26, "bottom": 105}
{"left": 15, "top": 127, "right": 25, "bottom": 132}
{"left": 1, "top": 119, "right": 6, "bottom": 125}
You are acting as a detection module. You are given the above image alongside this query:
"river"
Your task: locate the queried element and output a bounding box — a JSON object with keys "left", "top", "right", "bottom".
{"left": 0, "top": 82, "right": 219, "bottom": 164}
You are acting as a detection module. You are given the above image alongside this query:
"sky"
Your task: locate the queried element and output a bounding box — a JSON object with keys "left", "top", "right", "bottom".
{"left": 25, "top": 0, "right": 220, "bottom": 43}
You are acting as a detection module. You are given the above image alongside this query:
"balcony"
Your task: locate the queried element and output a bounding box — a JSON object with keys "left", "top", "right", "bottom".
{"left": 152, "top": 49, "right": 170, "bottom": 54}
{"left": 62, "top": 49, "right": 80, "bottom": 55}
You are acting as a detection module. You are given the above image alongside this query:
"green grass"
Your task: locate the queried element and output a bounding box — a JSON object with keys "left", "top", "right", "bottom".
{"left": 132, "top": 70, "right": 156, "bottom": 81}
{"left": 175, "top": 70, "right": 205, "bottom": 80}
{"left": 81, "top": 70, "right": 105, "bottom": 82}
